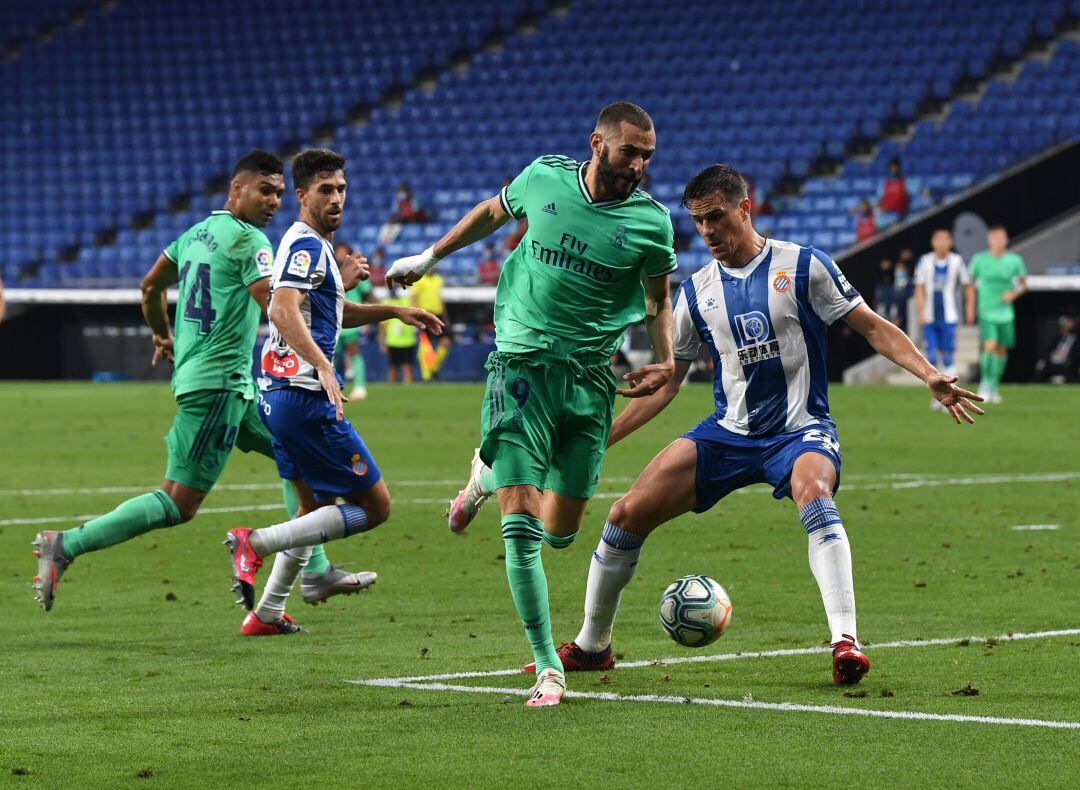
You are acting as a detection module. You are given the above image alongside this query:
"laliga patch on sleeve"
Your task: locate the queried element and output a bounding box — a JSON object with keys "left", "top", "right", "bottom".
{"left": 287, "top": 249, "right": 312, "bottom": 278}
{"left": 255, "top": 248, "right": 274, "bottom": 276}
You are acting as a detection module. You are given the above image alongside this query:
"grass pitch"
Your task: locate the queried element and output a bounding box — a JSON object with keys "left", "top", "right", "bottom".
{"left": 2, "top": 382, "right": 1078, "bottom": 787}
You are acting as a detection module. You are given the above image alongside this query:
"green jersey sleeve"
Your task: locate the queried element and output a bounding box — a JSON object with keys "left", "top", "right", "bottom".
{"left": 642, "top": 214, "right": 678, "bottom": 278}
{"left": 499, "top": 157, "right": 542, "bottom": 220}
{"left": 238, "top": 228, "right": 275, "bottom": 287}
{"left": 163, "top": 231, "right": 186, "bottom": 264}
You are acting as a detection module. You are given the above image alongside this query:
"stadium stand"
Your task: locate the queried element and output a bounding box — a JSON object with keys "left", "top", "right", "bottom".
{"left": 3, "top": 0, "right": 1077, "bottom": 288}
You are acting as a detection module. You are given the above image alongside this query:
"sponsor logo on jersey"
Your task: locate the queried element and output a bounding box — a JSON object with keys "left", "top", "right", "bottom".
{"left": 610, "top": 223, "right": 628, "bottom": 249}
{"left": 352, "top": 453, "right": 368, "bottom": 476}
{"left": 255, "top": 249, "right": 273, "bottom": 275}
{"left": 773, "top": 271, "right": 791, "bottom": 293}
{"left": 287, "top": 249, "right": 312, "bottom": 278}
{"left": 261, "top": 350, "right": 301, "bottom": 377}
{"left": 528, "top": 239, "right": 614, "bottom": 283}
{"left": 737, "top": 339, "right": 781, "bottom": 366}
{"left": 542, "top": 202, "right": 557, "bottom": 215}
{"left": 702, "top": 296, "right": 719, "bottom": 313}
{"left": 734, "top": 311, "right": 771, "bottom": 346}
{"left": 835, "top": 268, "right": 855, "bottom": 294}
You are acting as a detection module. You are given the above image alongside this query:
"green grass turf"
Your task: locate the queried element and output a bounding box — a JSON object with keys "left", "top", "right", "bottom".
{"left": 2, "top": 382, "right": 1078, "bottom": 787}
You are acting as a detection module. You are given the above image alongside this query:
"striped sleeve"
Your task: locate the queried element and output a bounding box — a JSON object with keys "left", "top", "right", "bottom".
{"left": 499, "top": 157, "right": 542, "bottom": 220}
{"left": 673, "top": 280, "right": 701, "bottom": 361}
{"left": 808, "top": 248, "right": 863, "bottom": 325}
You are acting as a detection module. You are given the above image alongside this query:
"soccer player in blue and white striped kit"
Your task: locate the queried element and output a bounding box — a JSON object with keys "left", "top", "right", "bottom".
{"left": 538, "top": 165, "right": 984, "bottom": 685}
{"left": 914, "top": 228, "right": 975, "bottom": 409}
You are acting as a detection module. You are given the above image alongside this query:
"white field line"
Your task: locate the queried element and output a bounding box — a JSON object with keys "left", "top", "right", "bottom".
{"left": 3, "top": 471, "right": 1077, "bottom": 527}
{"left": 347, "top": 629, "right": 1080, "bottom": 730}
{"left": 0, "top": 470, "right": 1043, "bottom": 498}
{"left": 1010, "top": 524, "right": 1061, "bottom": 531}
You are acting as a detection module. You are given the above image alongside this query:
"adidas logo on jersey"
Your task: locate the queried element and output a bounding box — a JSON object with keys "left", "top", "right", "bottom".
{"left": 542, "top": 202, "right": 557, "bottom": 215}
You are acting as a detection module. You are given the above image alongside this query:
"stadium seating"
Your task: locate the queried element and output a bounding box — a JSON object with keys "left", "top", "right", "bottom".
{"left": 3, "top": 0, "right": 1076, "bottom": 287}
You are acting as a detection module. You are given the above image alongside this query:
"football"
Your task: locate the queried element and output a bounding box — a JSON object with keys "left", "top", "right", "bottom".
{"left": 659, "top": 575, "right": 732, "bottom": 648}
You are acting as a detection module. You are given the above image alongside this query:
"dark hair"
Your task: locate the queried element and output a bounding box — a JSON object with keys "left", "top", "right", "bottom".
{"left": 232, "top": 149, "right": 284, "bottom": 179}
{"left": 932, "top": 227, "right": 952, "bottom": 236}
{"left": 292, "top": 148, "right": 346, "bottom": 190}
{"left": 681, "top": 163, "right": 748, "bottom": 208}
{"left": 333, "top": 240, "right": 352, "bottom": 254}
{"left": 988, "top": 223, "right": 1008, "bottom": 233}
{"left": 596, "top": 101, "right": 653, "bottom": 134}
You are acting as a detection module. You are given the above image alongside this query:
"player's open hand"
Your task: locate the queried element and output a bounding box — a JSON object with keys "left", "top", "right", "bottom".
{"left": 317, "top": 362, "right": 348, "bottom": 421}
{"left": 618, "top": 362, "right": 675, "bottom": 398}
{"left": 927, "top": 372, "right": 985, "bottom": 424}
{"left": 386, "top": 247, "right": 440, "bottom": 288}
{"left": 151, "top": 334, "right": 174, "bottom": 366}
{"left": 338, "top": 251, "right": 370, "bottom": 291}
{"left": 398, "top": 307, "right": 444, "bottom": 336}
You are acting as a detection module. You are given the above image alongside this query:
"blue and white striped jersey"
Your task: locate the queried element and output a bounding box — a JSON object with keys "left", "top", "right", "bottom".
{"left": 914, "top": 251, "right": 970, "bottom": 324}
{"left": 673, "top": 239, "right": 863, "bottom": 437}
{"left": 258, "top": 221, "right": 344, "bottom": 392}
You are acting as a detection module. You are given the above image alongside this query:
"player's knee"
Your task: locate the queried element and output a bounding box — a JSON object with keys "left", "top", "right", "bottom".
{"left": 364, "top": 493, "right": 392, "bottom": 527}
{"left": 607, "top": 496, "right": 644, "bottom": 533}
{"left": 793, "top": 480, "right": 833, "bottom": 510}
{"left": 174, "top": 500, "right": 199, "bottom": 524}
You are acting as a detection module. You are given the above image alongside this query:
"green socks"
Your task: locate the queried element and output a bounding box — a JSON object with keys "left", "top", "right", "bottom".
{"left": 981, "top": 352, "right": 1007, "bottom": 389}
{"left": 62, "top": 490, "right": 181, "bottom": 559}
{"left": 284, "top": 480, "right": 331, "bottom": 576}
{"left": 980, "top": 351, "right": 992, "bottom": 386}
{"left": 351, "top": 353, "right": 366, "bottom": 389}
{"left": 502, "top": 514, "right": 561, "bottom": 674}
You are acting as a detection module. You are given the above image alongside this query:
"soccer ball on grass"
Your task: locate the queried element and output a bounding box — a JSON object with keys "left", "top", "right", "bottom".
{"left": 659, "top": 574, "right": 732, "bottom": 648}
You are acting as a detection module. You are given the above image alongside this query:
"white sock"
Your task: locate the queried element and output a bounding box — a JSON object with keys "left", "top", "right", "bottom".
{"left": 253, "top": 547, "right": 311, "bottom": 623}
{"left": 249, "top": 504, "right": 370, "bottom": 555}
{"left": 800, "top": 498, "right": 857, "bottom": 645}
{"left": 574, "top": 522, "right": 644, "bottom": 653}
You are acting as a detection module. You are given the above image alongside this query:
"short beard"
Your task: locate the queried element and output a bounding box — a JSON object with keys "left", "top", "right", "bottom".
{"left": 596, "top": 146, "right": 640, "bottom": 199}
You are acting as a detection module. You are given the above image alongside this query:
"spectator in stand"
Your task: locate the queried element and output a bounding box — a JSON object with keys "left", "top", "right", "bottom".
{"left": 369, "top": 247, "right": 387, "bottom": 286}
{"left": 390, "top": 182, "right": 430, "bottom": 224}
{"left": 477, "top": 243, "right": 501, "bottom": 285}
{"left": 1034, "top": 314, "right": 1079, "bottom": 383}
{"left": 379, "top": 282, "right": 418, "bottom": 384}
{"left": 501, "top": 176, "right": 529, "bottom": 253}
{"left": 877, "top": 157, "right": 910, "bottom": 219}
{"left": 873, "top": 258, "right": 899, "bottom": 325}
{"left": 853, "top": 199, "right": 877, "bottom": 242}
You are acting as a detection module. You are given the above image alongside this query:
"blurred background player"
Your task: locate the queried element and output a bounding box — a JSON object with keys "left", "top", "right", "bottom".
{"left": 914, "top": 228, "right": 974, "bottom": 408}
{"left": 379, "top": 281, "right": 419, "bottom": 384}
{"left": 334, "top": 240, "right": 375, "bottom": 400}
{"left": 387, "top": 101, "right": 678, "bottom": 708}
{"left": 226, "top": 149, "right": 442, "bottom": 630}
{"left": 409, "top": 262, "right": 451, "bottom": 381}
{"left": 971, "top": 225, "right": 1027, "bottom": 403}
{"left": 31, "top": 150, "right": 341, "bottom": 616}
{"left": 536, "top": 164, "right": 983, "bottom": 685}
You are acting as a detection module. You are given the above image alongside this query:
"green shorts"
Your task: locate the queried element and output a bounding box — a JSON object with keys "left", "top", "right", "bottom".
{"left": 337, "top": 327, "right": 362, "bottom": 347}
{"left": 479, "top": 351, "right": 616, "bottom": 500}
{"left": 980, "top": 319, "right": 1016, "bottom": 349}
{"left": 165, "top": 389, "right": 273, "bottom": 492}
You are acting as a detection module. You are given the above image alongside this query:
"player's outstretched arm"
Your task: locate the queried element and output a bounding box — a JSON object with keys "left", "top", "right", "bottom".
{"left": 140, "top": 253, "right": 179, "bottom": 365}
{"left": 268, "top": 288, "right": 346, "bottom": 420}
{"left": 619, "top": 275, "right": 676, "bottom": 398}
{"left": 342, "top": 302, "right": 444, "bottom": 336}
{"left": 386, "top": 196, "right": 510, "bottom": 287}
{"left": 609, "top": 358, "right": 690, "bottom": 447}
{"left": 843, "top": 303, "right": 985, "bottom": 424}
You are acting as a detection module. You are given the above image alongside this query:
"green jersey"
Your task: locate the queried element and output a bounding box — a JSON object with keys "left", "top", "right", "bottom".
{"left": 345, "top": 278, "right": 373, "bottom": 304}
{"left": 163, "top": 210, "right": 274, "bottom": 398}
{"left": 970, "top": 250, "right": 1026, "bottom": 322}
{"left": 496, "top": 155, "right": 677, "bottom": 357}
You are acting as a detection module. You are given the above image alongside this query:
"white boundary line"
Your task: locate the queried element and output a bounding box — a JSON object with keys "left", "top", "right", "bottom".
{"left": 347, "top": 628, "right": 1080, "bottom": 730}
{"left": 4, "top": 470, "right": 1077, "bottom": 527}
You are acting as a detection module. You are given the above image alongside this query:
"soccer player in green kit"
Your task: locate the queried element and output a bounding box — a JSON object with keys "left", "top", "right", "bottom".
{"left": 334, "top": 240, "right": 375, "bottom": 400}
{"left": 970, "top": 224, "right": 1026, "bottom": 403}
{"left": 32, "top": 151, "right": 365, "bottom": 624}
{"left": 388, "top": 102, "right": 677, "bottom": 706}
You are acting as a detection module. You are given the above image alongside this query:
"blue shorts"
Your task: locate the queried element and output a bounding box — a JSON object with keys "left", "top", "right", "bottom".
{"left": 683, "top": 418, "right": 842, "bottom": 512}
{"left": 258, "top": 388, "right": 382, "bottom": 502}
{"left": 923, "top": 321, "right": 957, "bottom": 353}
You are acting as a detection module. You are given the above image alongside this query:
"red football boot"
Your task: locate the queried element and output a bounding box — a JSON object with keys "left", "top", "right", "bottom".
{"left": 224, "top": 527, "right": 263, "bottom": 610}
{"left": 832, "top": 635, "right": 870, "bottom": 685}
{"left": 241, "top": 612, "right": 305, "bottom": 636}
{"left": 521, "top": 641, "right": 615, "bottom": 674}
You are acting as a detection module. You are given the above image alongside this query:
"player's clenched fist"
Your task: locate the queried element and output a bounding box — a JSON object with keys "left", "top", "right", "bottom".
{"left": 338, "top": 250, "right": 370, "bottom": 291}
{"left": 386, "top": 246, "right": 441, "bottom": 287}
